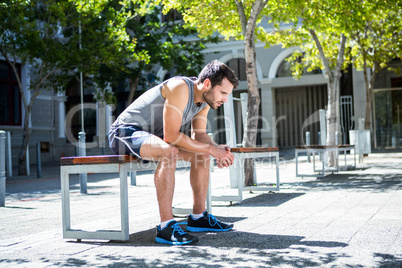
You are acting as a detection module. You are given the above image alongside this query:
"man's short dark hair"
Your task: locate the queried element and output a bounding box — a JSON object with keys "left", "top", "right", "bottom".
{"left": 198, "top": 60, "right": 239, "bottom": 89}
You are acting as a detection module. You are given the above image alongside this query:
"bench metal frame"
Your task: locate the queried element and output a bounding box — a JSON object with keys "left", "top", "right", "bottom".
{"left": 295, "top": 145, "right": 356, "bottom": 178}
{"left": 211, "top": 148, "right": 280, "bottom": 203}
{"left": 338, "top": 145, "right": 357, "bottom": 170}
{"left": 295, "top": 146, "right": 339, "bottom": 178}
{"left": 60, "top": 157, "right": 204, "bottom": 241}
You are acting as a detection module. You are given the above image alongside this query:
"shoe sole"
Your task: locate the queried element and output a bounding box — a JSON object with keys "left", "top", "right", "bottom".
{"left": 155, "top": 237, "right": 198, "bottom": 245}
{"left": 186, "top": 226, "right": 233, "bottom": 232}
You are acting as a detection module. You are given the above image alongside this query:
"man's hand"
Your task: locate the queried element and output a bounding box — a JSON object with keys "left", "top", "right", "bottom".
{"left": 212, "top": 145, "right": 234, "bottom": 168}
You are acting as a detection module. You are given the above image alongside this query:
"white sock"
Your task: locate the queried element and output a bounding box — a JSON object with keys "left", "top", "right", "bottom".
{"left": 160, "top": 219, "right": 174, "bottom": 230}
{"left": 191, "top": 213, "right": 204, "bottom": 220}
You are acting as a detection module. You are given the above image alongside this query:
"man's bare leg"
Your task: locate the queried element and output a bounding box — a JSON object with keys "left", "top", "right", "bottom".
{"left": 179, "top": 150, "right": 234, "bottom": 232}
{"left": 178, "top": 151, "right": 210, "bottom": 214}
{"left": 139, "top": 136, "right": 178, "bottom": 222}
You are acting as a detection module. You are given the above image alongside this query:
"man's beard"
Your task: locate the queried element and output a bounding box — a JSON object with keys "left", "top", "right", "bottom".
{"left": 203, "top": 92, "right": 218, "bottom": 109}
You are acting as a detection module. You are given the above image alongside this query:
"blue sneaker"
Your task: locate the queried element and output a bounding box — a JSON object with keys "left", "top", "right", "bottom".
{"left": 186, "top": 211, "right": 234, "bottom": 232}
{"left": 155, "top": 220, "right": 198, "bottom": 245}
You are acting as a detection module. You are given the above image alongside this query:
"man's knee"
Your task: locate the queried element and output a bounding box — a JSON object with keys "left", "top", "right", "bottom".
{"left": 161, "top": 145, "right": 179, "bottom": 161}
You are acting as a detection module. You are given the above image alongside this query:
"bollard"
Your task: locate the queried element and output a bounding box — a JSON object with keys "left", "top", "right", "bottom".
{"left": 318, "top": 132, "right": 321, "bottom": 145}
{"left": 26, "top": 146, "right": 30, "bottom": 176}
{"left": 78, "top": 132, "right": 87, "bottom": 193}
{"left": 0, "top": 131, "right": 6, "bottom": 207}
{"left": 335, "top": 131, "right": 339, "bottom": 145}
{"left": 36, "top": 143, "right": 41, "bottom": 179}
{"left": 6, "top": 132, "right": 12, "bottom": 177}
{"left": 319, "top": 109, "right": 326, "bottom": 146}
{"left": 306, "top": 131, "right": 311, "bottom": 162}
{"left": 318, "top": 132, "right": 322, "bottom": 161}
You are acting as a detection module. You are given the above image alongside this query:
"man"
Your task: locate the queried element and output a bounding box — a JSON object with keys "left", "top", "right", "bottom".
{"left": 108, "top": 60, "right": 239, "bottom": 245}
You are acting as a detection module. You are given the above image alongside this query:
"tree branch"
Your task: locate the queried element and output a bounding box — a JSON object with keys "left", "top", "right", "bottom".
{"left": 308, "top": 29, "right": 333, "bottom": 81}
{"left": 334, "top": 34, "right": 347, "bottom": 76}
{"left": 29, "top": 65, "right": 58, "bottom": 109}
{"left": 234, "top": 0, "right": 247, "bottom": 35}
{"left": 0, "top": 47, "right": 28, "bottom": 110}
{"left": 246, "top": 0, "right": 268, "bottom": 36}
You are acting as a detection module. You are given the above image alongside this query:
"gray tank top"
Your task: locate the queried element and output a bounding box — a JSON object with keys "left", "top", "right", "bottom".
{"left": 110, "top": 76, "right": 207, "bottom": 138}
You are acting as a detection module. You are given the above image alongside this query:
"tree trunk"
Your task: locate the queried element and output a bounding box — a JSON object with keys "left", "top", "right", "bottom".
{"left": 363, "top": 63, "right": 376, "bottom": 130}
{"left": 309, "top": 30, "right": 346, "bottom": 167}
{"left": 126, "top": 77, "right": 139, "bottom": 106}
{"left": 3, "top": 54, "right": 31, "bottom": 176}
{"left": 243, "top": 42, "right": 260, "bottom": 186}
{"left": 242, "top": 24, "right": 261, "bottom": 186}
{"left": 364, "top": 84, "right": 373, "bottom": 130}
{"left": 18, "top": 107, "right": 31, "bottom": 176}
{"left": 15, "top": 63, "right": 55, "bottom": 176}
{"left": 326, "top": 77, "right": 340, "bottom": 166}
{"left": 234, "top": 0, "right": 267, "bottom": 186}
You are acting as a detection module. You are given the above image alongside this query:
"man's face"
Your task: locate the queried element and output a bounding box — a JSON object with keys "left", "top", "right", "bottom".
{"left": 203, "top": 78, "right": 233, "bottom": 110}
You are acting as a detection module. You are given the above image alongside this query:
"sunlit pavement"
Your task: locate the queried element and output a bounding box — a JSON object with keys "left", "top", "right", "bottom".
{"left": 1, "top": 152, "right": 401, "bottom": 267}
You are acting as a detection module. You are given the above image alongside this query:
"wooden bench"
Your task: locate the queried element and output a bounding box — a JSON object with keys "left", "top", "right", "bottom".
{"left": 60, "top": 147, "right": 280, "bottom": 241}
{"left": 61, "top": 155, "right": 147, "bottom": 241}
{"left": 295, "top": 144, "right": 356, "bottom": 178}
{"left": 61, "top": 155, "right": 202, "bottom": 241}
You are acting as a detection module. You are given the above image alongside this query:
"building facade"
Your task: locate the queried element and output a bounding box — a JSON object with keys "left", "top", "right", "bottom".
{"left": 1, "top": 39, "right": 401, "bottom": 171}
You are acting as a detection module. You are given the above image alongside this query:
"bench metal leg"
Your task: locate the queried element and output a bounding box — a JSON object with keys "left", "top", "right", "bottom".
{"left": 120, "top": 165, "right": 129, "bottom": 240}
{"left": 61, "top": 163, "right": 129, "bottom": 241}
{"left": 130, "top": 171, "right": 136, "bottom": 186}
{"left": 61, "top": 166, "right": 71, "bottom": 235}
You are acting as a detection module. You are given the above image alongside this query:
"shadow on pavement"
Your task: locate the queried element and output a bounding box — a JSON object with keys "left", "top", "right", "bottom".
{"left": 70, "top": 222, "right": 347, "bottom": 250}
{"left": 373, "top": 253, "right": 402, "bottom": 268}
{"left": 3, "top": 250, "right": 402, "bottom": 268}
{"left": 60, "top": 229, "right": 351, "bottom": 268}
{"left": 288, "top": 173, "right": 401, "bottom": 192}
{"left": 236, "top": 192, "right": 305, "bottom": 207}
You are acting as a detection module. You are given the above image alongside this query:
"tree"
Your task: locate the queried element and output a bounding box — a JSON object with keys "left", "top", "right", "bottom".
{"left": 0, "top": 0, "right": 146, "bottom": 175}
{"left": 265, "top": 0, "right": 402, "bottom": 151}
{"left": 1, "top": 0, "right": 215, "bottom": 176}
{"left": 91, "top": 5, "right": 218, "bottom": 107}
{"left": 348, "top": 0, "right": 402, "bottom": 130}
{"left": 261, "top": 0, "right": 354, "bottom": 165}
{"left": 162, "top": 0, "right": 270, "bottom": 186}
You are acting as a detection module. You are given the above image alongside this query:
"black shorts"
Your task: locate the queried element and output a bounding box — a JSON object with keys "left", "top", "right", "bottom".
{"left": 108, "top": 125, "right": 152, "bottom": 159}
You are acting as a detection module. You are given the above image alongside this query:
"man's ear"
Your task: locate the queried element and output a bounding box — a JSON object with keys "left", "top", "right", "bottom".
{"left": 203, "top": 78, "right": 211, "bottom": 90}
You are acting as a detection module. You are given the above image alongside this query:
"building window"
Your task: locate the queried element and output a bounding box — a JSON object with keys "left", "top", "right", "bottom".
{"left": 276, "top": 55, "right": 321, "bottom": 77}
{"left": 161, "top": 9, "right": 183, "bottom": 22}
{"left": 0, "top": 60, "right": 21, "bottom": 126}
{"left": 65, "top": 78, "right": 97, "bottom": 142}
{"left": 227, "top": 58, "right": 247, "bottom": 81}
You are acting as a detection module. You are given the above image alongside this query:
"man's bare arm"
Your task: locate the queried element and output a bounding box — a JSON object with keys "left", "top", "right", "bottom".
{"left": 162, "top": 80, "right": 233, "bottom": 166}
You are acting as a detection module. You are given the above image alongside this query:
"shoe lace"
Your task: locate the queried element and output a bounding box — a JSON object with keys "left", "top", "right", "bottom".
{"left": 207, "top": 214, "right": 221, "bottom": 227}
{"left": 172, "top": 223, "right": 186, "bottom": 236}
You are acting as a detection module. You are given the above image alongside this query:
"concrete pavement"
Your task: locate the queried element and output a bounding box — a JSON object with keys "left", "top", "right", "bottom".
{"left": 0, "top": 152, "right": 401, "bottom": 267}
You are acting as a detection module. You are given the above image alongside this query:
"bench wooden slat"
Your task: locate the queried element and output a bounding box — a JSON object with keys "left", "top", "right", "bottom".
{"left": 60, "top": 155, "right": 139, "bottom": 166}
{"left": 295, "top": 144, "right": 354, "bottom": 149}
{"left": 338, "top": 144, "right": 355, "bottom": 148}
{"left": 230, "top": 147, "right": 279, "bottom": 153}
{"left": 295, "top": 145, "right": 338, "bottom": 149}
{"left": 61, "top": 147, "right": 283, "bottom": 166}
